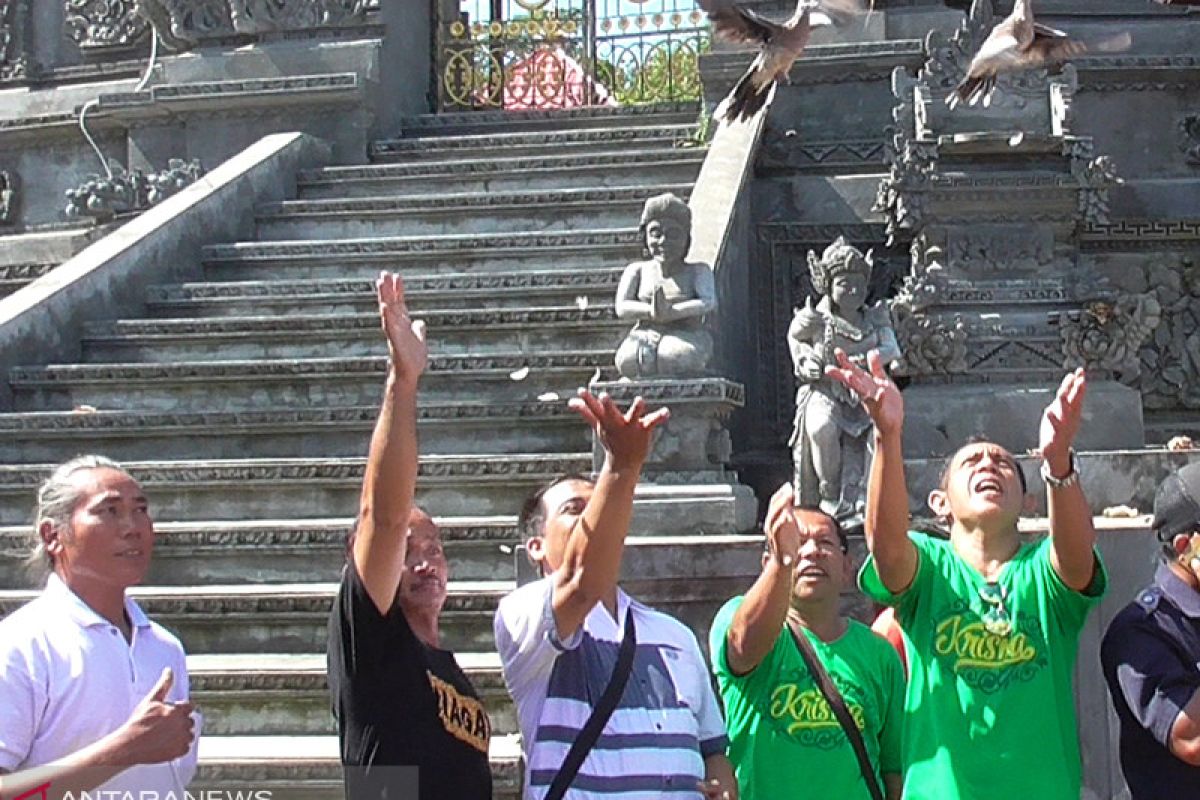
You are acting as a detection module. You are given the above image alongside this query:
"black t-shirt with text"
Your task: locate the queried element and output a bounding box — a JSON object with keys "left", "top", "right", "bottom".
{"left": 327, "top": 559, "right": 492, "bottom": 799}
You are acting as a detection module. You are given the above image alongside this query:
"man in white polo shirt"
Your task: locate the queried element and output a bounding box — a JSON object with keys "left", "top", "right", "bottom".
{"left": 0, "top": 455, "right": 197, "bottom": 800}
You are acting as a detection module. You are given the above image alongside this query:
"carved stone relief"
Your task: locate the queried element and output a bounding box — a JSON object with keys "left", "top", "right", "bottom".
{"left": 65, "top": 0, "right": 372, "bottom": 51}
{"left": 0, "top": 0, "right": 30, "bottom": 80}
{"left": 0, "top": 169, "right": 16, "bottom": 224}
{"left": 1059, "top": 294, "right": 1162, "bottom": 379}
{"left": 64, "top": 158, "right": 203, "bottom": 222}
{"left": 1179, "top": 114, "right": 1200, "bottom": 167}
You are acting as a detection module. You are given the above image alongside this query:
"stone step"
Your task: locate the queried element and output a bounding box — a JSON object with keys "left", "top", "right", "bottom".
{"left": 255, "top": 184, "right": 691, "bottom": 240}
{"left": 395, "top": 101, "right": 698, "bottom": 136}
{"left": 187, "top": 652, "right": 516, "bottom": 737}
{"left": 0, "top": 223, "right": 113, "bottom": 267}
{"left": 81, "top": 307, "right": 623, "bottom": 362}
{"left": 195, "top": 733, "right": 523, "bottom": 800}
{"left": 9, "top": 351, "right": 616, "bottom": 413}
{"left": 370, "top": 122, "right": 696, "bottom": 161}
{"left": 200, "top": 229, "right": 640, "bottom": 279}
{"left": 145, "top": 269, "right": 624, "bottom": 316}
{"left": 0, "top": 453, "right": 592, "bottom": 524}
{"left": 0, "top": 516, "right": 518, "bottom": 584}
{"left": 296, "top": 150, "right": 704, "bottom": 198}
{"left": 0, "top": 400, "right": 590, "bottom": 463}
{"left": 0, "top": 535, "right": 760, "bottom": 651}
{"left": 0, "top": 261, "right": 56, "bottom": 299}
{"left": 0, "top": 580, "right": 511, "bottom": 653}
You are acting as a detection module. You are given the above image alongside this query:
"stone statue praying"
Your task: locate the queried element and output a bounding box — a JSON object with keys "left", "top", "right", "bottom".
{"left": 789, "top": 237, "right": 901, "bottom": 519}
{"left": 614, "top": 193, "right": 716, "bottom": 379}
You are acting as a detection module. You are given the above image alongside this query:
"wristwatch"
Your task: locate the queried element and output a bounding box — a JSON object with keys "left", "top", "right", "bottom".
{"left": 1040, "top": 450, "right": 1080, "bottom": 489}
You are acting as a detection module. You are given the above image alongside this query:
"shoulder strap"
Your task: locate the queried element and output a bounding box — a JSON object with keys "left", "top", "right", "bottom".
{"left": 787, "top": 619, "right": 885, "bottom": 800}
{"left": 544, "top": 608, "right": 637, "bottom": 800}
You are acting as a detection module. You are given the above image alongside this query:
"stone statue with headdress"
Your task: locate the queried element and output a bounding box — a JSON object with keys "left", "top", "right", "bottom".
{"left": 614, "top": 193, "right": 716, "bottom": 378}
{"left": 789, "top": 237, "right": 901, "bottom": 519}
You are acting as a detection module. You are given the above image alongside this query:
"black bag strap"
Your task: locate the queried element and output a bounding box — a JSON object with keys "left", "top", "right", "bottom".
{"left": 544, "top": 608, "right": 637, "bottom": 800}
{"left": 787, "top": 619, "right": 885, "bottom": 800}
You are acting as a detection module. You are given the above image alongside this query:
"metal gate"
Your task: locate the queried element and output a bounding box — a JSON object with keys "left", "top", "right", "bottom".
{"left": 437, "top": 0, "right": 708, "bottom": 111}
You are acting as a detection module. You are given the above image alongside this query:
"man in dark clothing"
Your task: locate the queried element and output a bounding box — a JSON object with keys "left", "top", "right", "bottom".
{"left": 327, "top": 272, "right": 492, "bottom": 800}
{"left": 1101, "top": 462, "right": 1200, "bottom": 799}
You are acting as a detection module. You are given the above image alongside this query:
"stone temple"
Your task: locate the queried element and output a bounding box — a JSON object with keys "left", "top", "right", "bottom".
{"left": 0, "top": 0, "right": 1198, "bottom": 796}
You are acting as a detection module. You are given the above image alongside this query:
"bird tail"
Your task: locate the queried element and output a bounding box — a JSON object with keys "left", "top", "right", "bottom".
{"left": 717, "top": 72, "right": 775, "bottom": 124}
{"left": 947, "top": 74, "right": 994, "bottom": 109}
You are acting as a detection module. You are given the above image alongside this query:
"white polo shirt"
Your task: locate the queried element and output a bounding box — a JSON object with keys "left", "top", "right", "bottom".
{"left": 0, "top": 574, "right": 198, "bottom": 793}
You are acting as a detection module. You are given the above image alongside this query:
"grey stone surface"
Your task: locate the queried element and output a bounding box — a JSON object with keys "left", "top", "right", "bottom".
{"left": 0, "top": 132, "right": 331, "bottom": 411}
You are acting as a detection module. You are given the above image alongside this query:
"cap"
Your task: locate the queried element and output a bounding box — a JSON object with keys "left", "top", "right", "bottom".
{"left": 1152, "top": 462, "right": 1200, "bottom": 541}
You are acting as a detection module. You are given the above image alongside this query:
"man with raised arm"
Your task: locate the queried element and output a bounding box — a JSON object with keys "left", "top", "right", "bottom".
{"left": 0, "top": 455, "right": 197, "bottom": 800}
{"left": 710, "top": 483, "right": 904, "bottom": 800}
{"left": 494, "top": 393, "right": 738, "bottom": 800}
{"left": 327, "top": 272, "right": 492, "bottom": 799}
{"left": 826, "top": 349, "right": 1106, "bottom": 800}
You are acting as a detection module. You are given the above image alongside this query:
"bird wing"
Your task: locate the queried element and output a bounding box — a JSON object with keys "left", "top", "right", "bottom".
{"left": 808, "top": 10, "right": 834, "bottom": 27}
{"left": 1032, "top": 22, "right": 1070, "bottom": 39}
{"left": 814, "top": 0, "right": 864, "bottom": 27}
{"left": 699, "top": 0, "right": 780, "bottom": 45}
{"left": 968, "top": 31, "right": 1023, "bottom": 73}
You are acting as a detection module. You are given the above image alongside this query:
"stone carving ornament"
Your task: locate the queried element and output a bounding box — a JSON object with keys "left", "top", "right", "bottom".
{"left": 789, "top": 237, "right": 900, "bottom": 519}
{"left": 0, "top": 169, "right": 16, "bottom": 224}
{"left": 64, "top": 158, "right": 203, "bottom": 222}
{"left": 66, "top": 0, "right": 371, "bottom": 51}
{"left": 1179, "top": 114, "right": 1200, "bottom": 166}
{"left": 1059, "top": 294, "right": 1162, "bottom": 380}
{"left": 614, "top": 193, "right": 716, "bottom": 378}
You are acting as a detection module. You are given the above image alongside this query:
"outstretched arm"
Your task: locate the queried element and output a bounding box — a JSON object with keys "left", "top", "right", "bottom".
{"left": 552, "top": 392, "right": 670, "bottom": 639}
{"left": 825, "top": 348, "right": 917, "bottom": 593}
{"left": 1040, "top": 368, "right": 1097, "bottom": 592}
{"left": 725, "top": 483, "right": 801, "bottom": 675}
{"left": 353, "top": 272, "right": 428, "bottom": 614}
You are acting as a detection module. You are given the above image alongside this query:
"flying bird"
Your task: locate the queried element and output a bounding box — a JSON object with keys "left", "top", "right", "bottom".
{"left": 700, "top": 0, "right": 861, "bottom": 124}
{"left": 949, "top": 0, "right": 1130, "bottom": 109}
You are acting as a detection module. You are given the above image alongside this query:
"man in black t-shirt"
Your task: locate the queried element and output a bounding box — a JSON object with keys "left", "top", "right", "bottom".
{"left": 327, "top": 272, "right": 492, "bottom": 800}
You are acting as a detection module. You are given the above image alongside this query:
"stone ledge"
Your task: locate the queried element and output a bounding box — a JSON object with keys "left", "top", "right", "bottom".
{"left": 0, "top": 400, "right": 576, "bottom": 434}
{"left": 91, "top": 73, "right": 362, "bottom": 120}
{"left": 9, "top": 351, "right": 614, "bottom": 385}
{"left": 258, "top": 184, "right": 691, "bottom": 217}
{"left": 303, "top": 148, "right": 705, "bottom": 180}
{"left": 84, "top": 307, "right": 619, "bottom": 340}
{"left": 0, "top": 453, "right": 592, "bottom": 490}
{"left": 591, "top": 378, "right": 746, "bottom": 406}
{"left": 145, "top": 269, "right": 625, "bottom": 303}
{"left": 370, "top": 123, "right": 694, "bottom": 155}
{"left": 397, "top": 101, "right": 698, "bottom": 132}
{"left": 202, "top": 229, "right": 641, "bottom": 262}
{"left": 0, "top": 516, "right": 516, "bottom": 551}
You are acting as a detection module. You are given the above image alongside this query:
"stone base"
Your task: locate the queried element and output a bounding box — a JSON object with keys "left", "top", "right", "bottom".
{"left": 588, "top": 378, "right": 758, "bottom": 535}
{"left": 901, "top": 380, "right": 1145, "bottom": 459}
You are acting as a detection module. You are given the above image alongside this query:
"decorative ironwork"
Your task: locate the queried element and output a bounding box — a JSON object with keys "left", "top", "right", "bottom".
{"left": 439, "top": 0, "right": 707, "bottom": 110}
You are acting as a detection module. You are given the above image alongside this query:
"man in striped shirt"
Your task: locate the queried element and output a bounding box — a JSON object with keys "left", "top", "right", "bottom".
{"left": 494, "top": 390, "right": 737, "bottom": 799}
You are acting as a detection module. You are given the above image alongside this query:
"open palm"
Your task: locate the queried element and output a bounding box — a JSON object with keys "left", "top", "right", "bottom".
{"left": 377, "top": 271, "right": 427, "bottom": 386}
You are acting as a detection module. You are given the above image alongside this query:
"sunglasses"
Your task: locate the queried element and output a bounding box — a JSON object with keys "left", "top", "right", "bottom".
{"left": 978, "top": 582, "right": 1013, "bottom": 637}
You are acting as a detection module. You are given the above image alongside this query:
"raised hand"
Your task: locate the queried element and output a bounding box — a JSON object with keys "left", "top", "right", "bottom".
{"left": 1038, "top": 368, "right": 1087, "bottom": 472}
{"left": 376, "top": 271, "right": 427, "bottom": 387}
{"left": 115, "top": 668, "right": 195, "bottom": 765}
{"left": 824, "top": 348, "right": 903, "bottom": 436}
{"left": 568, "top": 390, "right": 670, "bottom": 471}
{"left": 764, "top": 483, "right": 802, "bottom": 567}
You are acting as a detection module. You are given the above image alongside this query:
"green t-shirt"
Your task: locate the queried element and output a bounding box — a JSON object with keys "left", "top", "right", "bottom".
{"left": 709, "top": 597, "right": 905, "bottom": 800}
{"left": 859, "top": 532, "right": 1106, "bottom": 800}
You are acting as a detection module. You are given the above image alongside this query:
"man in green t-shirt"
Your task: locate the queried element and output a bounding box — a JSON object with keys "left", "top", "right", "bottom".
{"left": 826, "top": 351, "right": 1106, "bottom": 800}
{"left": 710, "top": 483, "right": 905, "bottom": 800}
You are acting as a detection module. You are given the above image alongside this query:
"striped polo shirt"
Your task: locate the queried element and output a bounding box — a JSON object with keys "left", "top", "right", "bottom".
{"left": 495, "top": 577, "right": 728, "bottom": 799}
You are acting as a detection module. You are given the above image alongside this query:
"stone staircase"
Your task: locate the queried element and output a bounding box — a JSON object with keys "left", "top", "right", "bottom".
{"left": 0, "top": 102, "right": 715, "bottom": 798}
